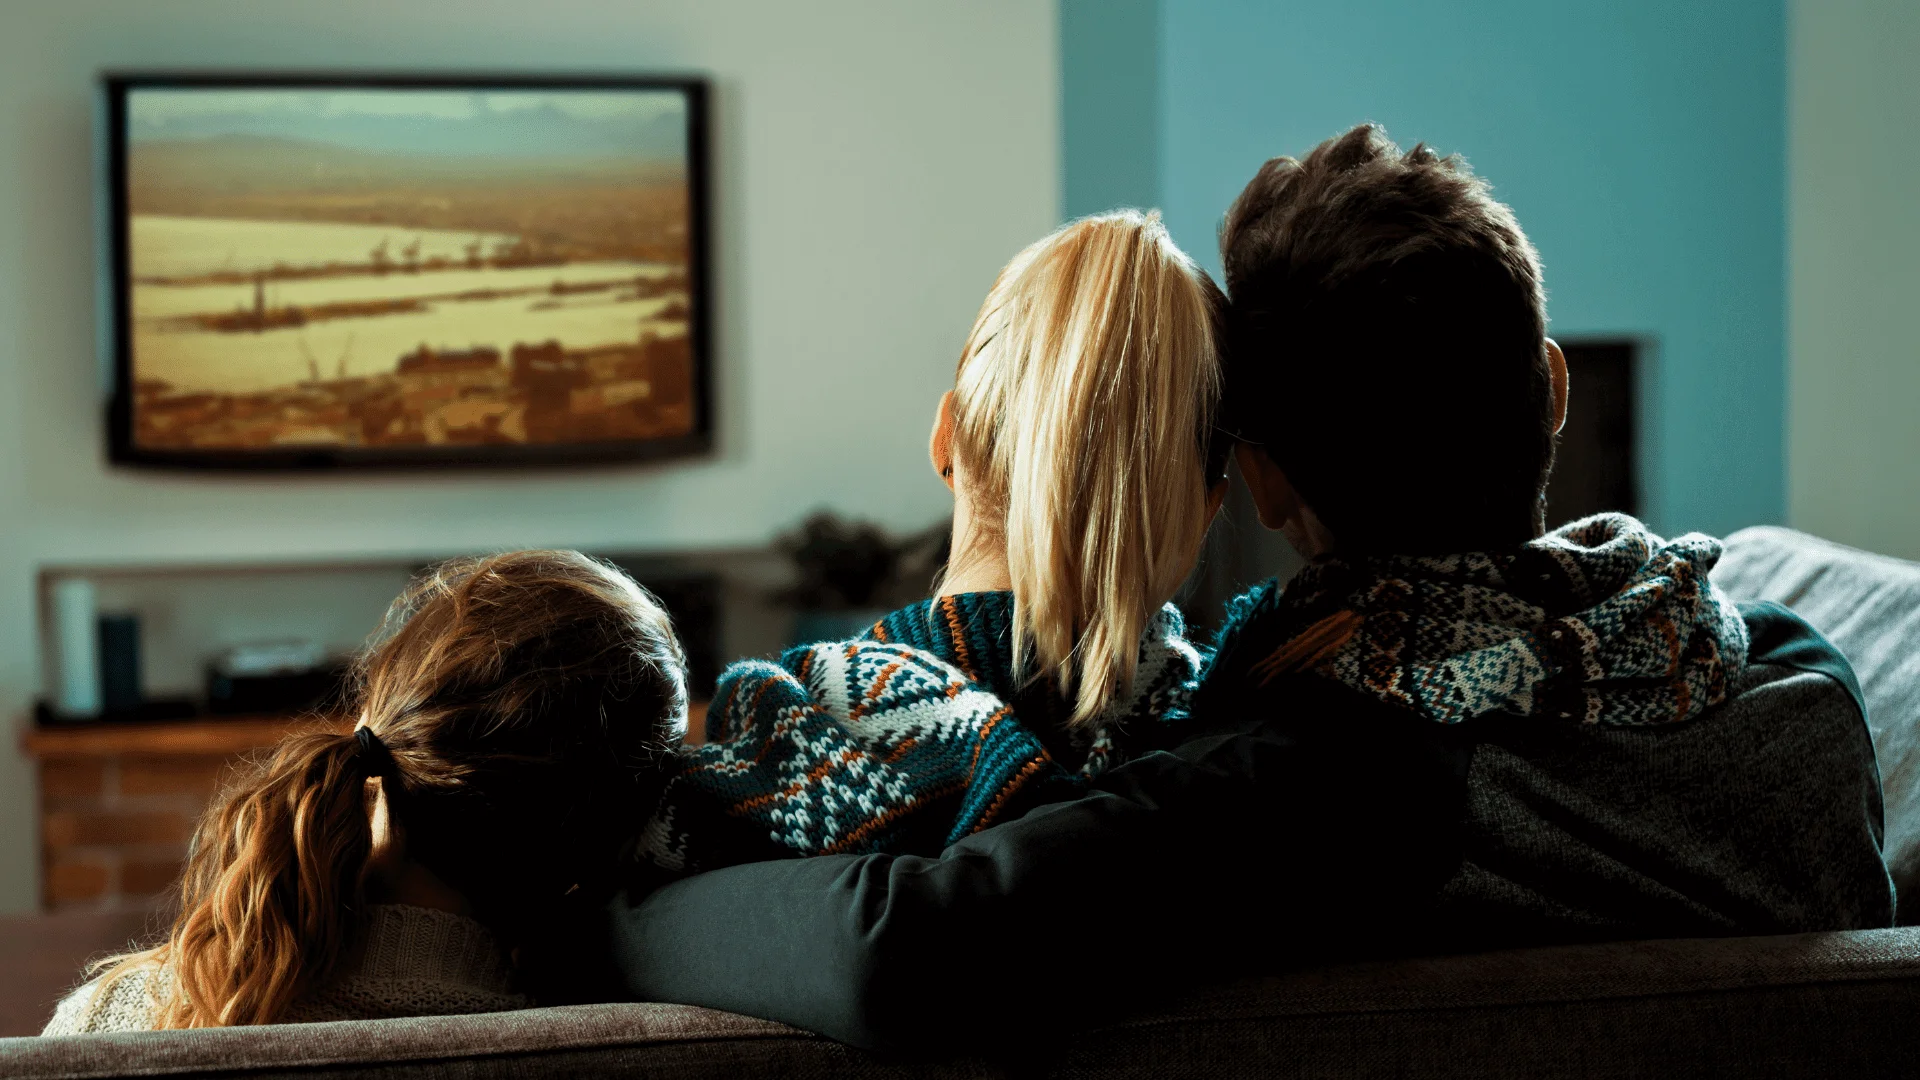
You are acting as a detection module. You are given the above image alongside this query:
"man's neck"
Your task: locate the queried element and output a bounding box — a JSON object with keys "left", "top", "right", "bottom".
{"left": 1284, "top": 505, "right": 1340, "bottom": 562}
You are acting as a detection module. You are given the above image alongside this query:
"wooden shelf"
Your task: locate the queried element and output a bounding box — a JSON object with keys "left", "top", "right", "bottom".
{"left": 25, "top": 703, "right": 708, "bottom": 757}
{"left": 22, "top": 715, "right": 346, "bottom": 758}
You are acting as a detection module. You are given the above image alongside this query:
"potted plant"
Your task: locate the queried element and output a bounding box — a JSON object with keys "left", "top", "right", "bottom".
{"left": 778, "top": 512, "right": 948, "bottom": 644}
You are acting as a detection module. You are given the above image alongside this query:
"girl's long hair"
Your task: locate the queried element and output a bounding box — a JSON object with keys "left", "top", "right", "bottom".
{"left": 89, "top": 550, "right": 686, "bottom": 1028}
{"left": 949, "top": 210, "right": 1225, "bottom": 728}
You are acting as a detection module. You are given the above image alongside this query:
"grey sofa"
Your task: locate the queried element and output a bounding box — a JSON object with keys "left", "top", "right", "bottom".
{"left": 7, "top": 525, "right": 1919, "bottom": 1079}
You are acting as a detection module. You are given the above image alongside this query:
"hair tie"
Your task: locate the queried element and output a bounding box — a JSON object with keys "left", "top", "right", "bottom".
{"left": 354, "top": 726, "right": 395, "bottom": 778}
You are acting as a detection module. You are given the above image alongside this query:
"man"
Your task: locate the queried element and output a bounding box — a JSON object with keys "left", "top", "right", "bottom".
{"left": 1206, "top": 123, "right": 1889, "bottom": 950}
{"left": 600, "top": 124, "right": 1890, "bottom": 1053}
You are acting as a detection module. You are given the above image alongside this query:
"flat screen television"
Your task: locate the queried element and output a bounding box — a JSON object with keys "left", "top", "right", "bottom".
{"left": 104, "top": 74, "right": 711, "bottom": 469}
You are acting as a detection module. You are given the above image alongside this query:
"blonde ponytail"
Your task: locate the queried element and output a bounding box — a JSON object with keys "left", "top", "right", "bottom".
{"left": 950, "top": 210, "right": 1223, "bottom": 727}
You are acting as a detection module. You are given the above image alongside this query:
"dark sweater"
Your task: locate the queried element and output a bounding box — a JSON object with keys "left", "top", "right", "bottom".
{"left": 1429, "top": 602, "right": 1893, "bottom": 947}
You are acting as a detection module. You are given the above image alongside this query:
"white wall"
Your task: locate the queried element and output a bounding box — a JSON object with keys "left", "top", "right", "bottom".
{"left": 0, "top": 0, "right": 1059, "bottom": 912}
{"left": 1788, "top": 0, "right": 1920, "bottom": 559}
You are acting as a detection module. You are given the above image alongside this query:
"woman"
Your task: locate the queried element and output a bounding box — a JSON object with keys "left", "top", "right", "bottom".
{"left": 640, "top": 209, "right": 1232, "bottom": 874}
{"left": 46, "top": 551, "right": 687, "bottom": 1032}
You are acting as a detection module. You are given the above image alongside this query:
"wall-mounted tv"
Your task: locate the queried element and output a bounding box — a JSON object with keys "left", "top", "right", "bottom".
{"left": 104, "top": 74, "right": 710, "bottom": 469}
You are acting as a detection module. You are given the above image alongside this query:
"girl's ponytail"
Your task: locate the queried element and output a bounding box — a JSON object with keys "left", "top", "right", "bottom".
{"left": 95, "top": 727, "right": 376, "bottom": 1028}
{"left": 951, "top": 211, "right": 1223, "bottom": 728}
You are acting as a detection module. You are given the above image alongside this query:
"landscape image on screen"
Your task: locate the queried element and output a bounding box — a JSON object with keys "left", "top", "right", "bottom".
{"left": 123, "top": 86, "right": 696, "bottom": 454}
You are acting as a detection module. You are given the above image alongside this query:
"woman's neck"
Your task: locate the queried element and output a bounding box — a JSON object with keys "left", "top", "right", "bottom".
{"left": 370, "top": 858, "right": 473, "bottom": 917}
{"left": 941, "top": 486, "right": 1012, "bottom": 596}
{"left": 942, "top": 551, "right": 1011, "bottom": 596}
{"left": 364, "top": 776, "right": 472, "bottom": 917}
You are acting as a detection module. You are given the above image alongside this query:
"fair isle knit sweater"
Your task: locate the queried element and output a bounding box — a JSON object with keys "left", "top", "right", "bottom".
{"left": 42, "top": 905, "right": 527, "bottom": 1035}
{"left": 637, "top": 591, "right": 1204, "bottom": 877}
{"left": 1199, "top": 513, "right": 1751, "bottom": 729}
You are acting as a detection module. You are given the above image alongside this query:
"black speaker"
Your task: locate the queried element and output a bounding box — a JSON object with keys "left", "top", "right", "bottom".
{"left": 97, "top": 614, "right": 142, "bottom": 714}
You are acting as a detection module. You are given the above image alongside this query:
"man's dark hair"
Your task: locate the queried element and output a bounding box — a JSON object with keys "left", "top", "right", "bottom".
{"left": 1221, "top": 123, "right": 1553, "bottom": 554}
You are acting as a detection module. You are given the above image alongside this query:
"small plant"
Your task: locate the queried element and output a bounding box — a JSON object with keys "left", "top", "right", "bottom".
{"left": 777, "top": 512, "right": 952, "bottom": 611}
{"left": 777, "top": 513, "right": 898, "bottom": 611}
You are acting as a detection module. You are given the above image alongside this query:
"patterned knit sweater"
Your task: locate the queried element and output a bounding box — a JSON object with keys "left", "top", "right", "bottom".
{"left": 42, "top": 905, "right": 527, "bottom": 1035}
{"left": 1196, "top": 513, "right": 1750, "bottom": 728}
{"left": 636, "top": 591, "right": 1203, "bottom": 877}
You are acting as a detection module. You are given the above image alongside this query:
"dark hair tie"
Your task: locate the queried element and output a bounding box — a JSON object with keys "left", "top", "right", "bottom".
{"left": 355, "top": 726, "right": 395, "bottom": 778}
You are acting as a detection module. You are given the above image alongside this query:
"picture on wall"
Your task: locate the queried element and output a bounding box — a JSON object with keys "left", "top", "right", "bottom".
{"left": 106, "top": 75, "right": 710, "bottom": 468}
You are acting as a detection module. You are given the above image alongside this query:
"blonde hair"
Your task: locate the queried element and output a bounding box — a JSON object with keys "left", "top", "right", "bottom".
{"left": 949, "top": 210, "right": 1223, "bottom": 728}
{"left": 89, "top": 550, "right": 685, "bottom": 1028}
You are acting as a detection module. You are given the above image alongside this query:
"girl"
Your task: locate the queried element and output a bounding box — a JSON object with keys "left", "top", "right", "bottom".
{"left": 643, "top": 209, "right": 1232, "bottom": 870}
{"left": 46, "top": 550, "right": 686, "bottom": 1032}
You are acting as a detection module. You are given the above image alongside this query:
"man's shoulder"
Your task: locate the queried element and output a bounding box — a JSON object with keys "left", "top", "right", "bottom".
{"left": 1704, "top": 600, "right": 1880, "bottom": 806}
{"left": 1442, "top": 599, "right": 1894, "bottom": 942}
{"left": 1704, "top": 602, "right": 1881, "bottom": 826}
{"left": 1734, "top": 600, "right": 1869, "bottom": 725}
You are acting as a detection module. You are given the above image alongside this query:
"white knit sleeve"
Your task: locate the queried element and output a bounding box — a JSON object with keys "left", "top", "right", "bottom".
{"left": 40, "top": 969, "right": 163, "bottom": 1035}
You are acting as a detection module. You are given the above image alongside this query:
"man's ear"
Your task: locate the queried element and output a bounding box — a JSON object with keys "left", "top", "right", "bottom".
{"left": 1204, "top": 477, "right": 1229, "bottom": 526}
{"left": 1236, "top": 443, "right": 1340, "bottom": 559}
{"left": 1546, "top": 338, "right": 1569, "bottom": 436}
{"left": 929, "top": 391, "right": 956, "bottom": 491}
{"left": 1235, "top": 442, "right": 1291, "bottom": 531}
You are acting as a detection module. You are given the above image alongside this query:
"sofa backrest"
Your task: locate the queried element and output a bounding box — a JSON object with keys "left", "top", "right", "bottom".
{"left": 9, "top": 928, "right": 1920, "bottom": 1078}
{"left": 1714, "top": 526, "right": 1920, "bottom": 917}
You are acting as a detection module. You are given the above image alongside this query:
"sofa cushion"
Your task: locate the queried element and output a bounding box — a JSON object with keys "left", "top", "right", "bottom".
{"left": 1713, "top": 526, "right": 1920, "bottom": 913}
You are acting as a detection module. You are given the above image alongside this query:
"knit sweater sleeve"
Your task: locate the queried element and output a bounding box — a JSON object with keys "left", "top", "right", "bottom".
{"left": 42, "top": 969, "right": 163, "bottom": 1035}
{"left": 640, "top": 639, "right": 1077, "bottom": 875}
{"left": 605, "top": 684, "right": 1468, "bottom": 1053}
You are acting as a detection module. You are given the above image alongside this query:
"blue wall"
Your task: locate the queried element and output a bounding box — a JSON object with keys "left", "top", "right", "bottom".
{"left": 1080, "top": 0, "right": 1787, "bottom": 537}
{"left": 1061, "top": 0, "right": 1161, "bottom": 217}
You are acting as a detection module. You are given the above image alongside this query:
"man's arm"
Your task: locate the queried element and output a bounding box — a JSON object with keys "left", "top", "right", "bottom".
{"left": 606, "top": 685, "right": 1467, "bottom": 1054}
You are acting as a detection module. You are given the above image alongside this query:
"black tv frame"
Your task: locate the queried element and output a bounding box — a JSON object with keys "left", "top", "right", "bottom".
{"left": 103, "top": 71, "right": 713, "bottom": 471}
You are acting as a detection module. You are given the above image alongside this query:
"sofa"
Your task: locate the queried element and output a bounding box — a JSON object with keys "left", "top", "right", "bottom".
{"left": 6, "top": 525, "right": 1919, "bottom": 1079}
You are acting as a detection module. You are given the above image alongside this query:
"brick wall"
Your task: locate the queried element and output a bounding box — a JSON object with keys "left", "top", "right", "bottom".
{"left": 38, "top": 752, "right": 231, "bottom": 910}
{"left": 26, "top": 707, "right": 701, "bottom": 912}
{"left": 24, "top": 717, "right": 321, "bottom": 913}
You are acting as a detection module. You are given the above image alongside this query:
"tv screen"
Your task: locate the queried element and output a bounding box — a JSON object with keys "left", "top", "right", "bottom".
{"left": 104, "top": 74, "right": 710, "bottom": 468}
